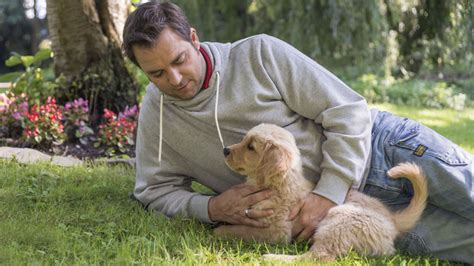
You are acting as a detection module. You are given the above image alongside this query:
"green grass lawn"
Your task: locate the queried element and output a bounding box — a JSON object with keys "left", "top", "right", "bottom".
{"left": 1, "top": 104, "right": 472, "bottom": 265}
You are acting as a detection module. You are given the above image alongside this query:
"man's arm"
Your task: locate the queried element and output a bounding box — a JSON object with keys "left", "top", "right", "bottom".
{"left": 260, "top": 35, "right": 372, "bottom": 204}
{"left": 134, "top": 87, "right": 214, "bottom": 222}
{"left": 259, "top": 36, "right": 372, "bottom": 239}
{"left": 134, "top": 118, "right": 211, "bottom": 222}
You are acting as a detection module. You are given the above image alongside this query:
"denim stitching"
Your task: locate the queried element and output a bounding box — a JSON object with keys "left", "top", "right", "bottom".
{"left": 389, "top": 119, "right": 468, "bottom": 166}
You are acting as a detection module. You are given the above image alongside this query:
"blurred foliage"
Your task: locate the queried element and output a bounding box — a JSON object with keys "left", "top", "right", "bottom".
{"left": 180, "top": 0, "right": 253, "bottom": 43}
{"left": 0, "top": 0, "right": 48, "bottom": 74}
{"left": 385, "top": 0, "right": 473, "bottom": 77}
{"left": 348, "top": 74, "right": 469, "bottom": 110}
{"left": 0, "top": 1, "right": 33, "bottom": 73}
{"left": 176, "top": 0, "right": 472, "bottom": 80}
{"left": 246, "top": 0, "right": 387, "bottom": 66}
{"left": 0, "top": 49, "right": 63, "bottom": 106}
{"left": 2, "top": 1, "right": 472, "bottom": 79}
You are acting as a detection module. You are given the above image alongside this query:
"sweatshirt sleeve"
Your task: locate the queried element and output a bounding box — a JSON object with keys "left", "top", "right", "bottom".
{"left": 260, "top": 36, "right": 372, "bottom": 205}
{"left": 134, "top": 86, "right": 215, "bottom": 223}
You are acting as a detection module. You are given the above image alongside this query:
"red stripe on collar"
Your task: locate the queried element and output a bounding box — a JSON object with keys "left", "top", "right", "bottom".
{"left": 200, "top": 47, "right": 212, "bottom": 89}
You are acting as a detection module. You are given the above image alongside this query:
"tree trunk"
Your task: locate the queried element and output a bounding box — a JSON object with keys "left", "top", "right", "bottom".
{"left": 46, "top": 0, "right": 137, "bottom": 125}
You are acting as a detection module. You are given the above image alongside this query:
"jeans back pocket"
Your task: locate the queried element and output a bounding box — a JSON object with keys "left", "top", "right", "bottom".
{"left": 389, "top": 118, "right": 469, "bottom": 166}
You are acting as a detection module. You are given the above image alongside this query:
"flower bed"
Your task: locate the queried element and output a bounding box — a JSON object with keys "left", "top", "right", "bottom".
{"left": 0, "top": 93, "right": 138, "bottom": 159}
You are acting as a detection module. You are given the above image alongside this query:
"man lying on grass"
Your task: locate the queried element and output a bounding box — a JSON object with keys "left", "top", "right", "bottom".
{"left": 122, "top": 2, "right": 473, "bottom": 263}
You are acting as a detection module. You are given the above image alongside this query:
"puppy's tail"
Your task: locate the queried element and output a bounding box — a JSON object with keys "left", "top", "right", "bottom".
{"left": 387, "top": 162, "right": 428, "bottom": 233}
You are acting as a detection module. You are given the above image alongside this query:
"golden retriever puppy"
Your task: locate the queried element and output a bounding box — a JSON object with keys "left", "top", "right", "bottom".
{"left": 215, "top": 123, "right": 428, "bottom": 261}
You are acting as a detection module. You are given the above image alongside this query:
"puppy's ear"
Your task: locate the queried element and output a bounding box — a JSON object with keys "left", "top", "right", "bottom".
{"left": 255, "top": 141, "right": 293, "bottom": 185}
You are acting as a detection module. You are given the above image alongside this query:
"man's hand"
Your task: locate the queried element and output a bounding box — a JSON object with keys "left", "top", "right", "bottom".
{"left": 288, "top": 193, "right": 336, "bottom": 242}
{"left": 208, "top": 183, "right": 274, "bottom": 228}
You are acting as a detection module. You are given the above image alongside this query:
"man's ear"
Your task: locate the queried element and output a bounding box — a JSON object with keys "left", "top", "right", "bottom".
{"left": 190, "top": 28, "right": 200, "bottom": 50}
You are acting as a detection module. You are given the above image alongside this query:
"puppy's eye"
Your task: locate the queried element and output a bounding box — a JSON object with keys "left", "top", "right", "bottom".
{"left": 247, "top": 143, "right": 255, "bottom": 151}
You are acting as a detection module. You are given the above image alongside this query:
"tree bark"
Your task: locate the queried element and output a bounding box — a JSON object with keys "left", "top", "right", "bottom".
{"left": 46, "top": 0, "right": 137, "bottom": 124}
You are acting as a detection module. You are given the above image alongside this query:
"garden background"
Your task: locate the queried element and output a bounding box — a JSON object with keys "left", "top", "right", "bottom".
{"left": 0, "top": 0, "right": 473, "bottom": 264}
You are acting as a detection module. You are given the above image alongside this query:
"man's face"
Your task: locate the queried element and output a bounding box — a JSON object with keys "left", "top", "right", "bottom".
{"left": 133, "top": 27, "right": 206, "bottom": 100}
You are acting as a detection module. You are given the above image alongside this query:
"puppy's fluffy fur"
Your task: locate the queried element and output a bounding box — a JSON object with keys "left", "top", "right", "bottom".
{"left": 216, "top": 123, "right": 428, "bottom": 261}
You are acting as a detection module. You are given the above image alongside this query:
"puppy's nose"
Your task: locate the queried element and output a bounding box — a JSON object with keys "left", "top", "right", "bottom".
{"left": 223, "top": 147, "right": 231, "bottom": 156}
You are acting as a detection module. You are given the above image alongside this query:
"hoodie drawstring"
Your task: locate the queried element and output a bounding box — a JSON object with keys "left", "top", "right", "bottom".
{"left": 158, "top": 93, "right": 164, "bottom": 163}
{"left": 214, "top": 72, "right": 226, "bottom": 149}
{"left": 157, "top": 71, "right": 225, "bottom": 164}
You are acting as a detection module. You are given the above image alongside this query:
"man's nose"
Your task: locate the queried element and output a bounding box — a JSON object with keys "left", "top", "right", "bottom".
{"left": 223, "top": 147, "right": 231, "bottom": 156}
{"left": 168, "top": 68, "right": 182, "bottom": 86}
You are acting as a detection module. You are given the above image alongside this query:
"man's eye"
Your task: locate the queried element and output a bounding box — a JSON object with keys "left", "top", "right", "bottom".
{"left": 153, "top": 72, "right": 163, "bottom": 78}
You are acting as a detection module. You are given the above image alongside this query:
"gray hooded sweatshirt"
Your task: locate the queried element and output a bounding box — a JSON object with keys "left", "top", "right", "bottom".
{"left": 134, "top": 34, "right": 374, "bottom": 223}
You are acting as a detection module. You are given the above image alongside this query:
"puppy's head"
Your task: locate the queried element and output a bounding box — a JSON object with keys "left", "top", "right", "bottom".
{"left": 224, "top": 124, "right": 300, "bottom": 186}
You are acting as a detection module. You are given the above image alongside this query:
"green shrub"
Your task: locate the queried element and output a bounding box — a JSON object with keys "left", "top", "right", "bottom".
{"left": 387, "top": 81, "right": 467, "bottom": 110}
{"left": 350, "top": 74, "right": 388, "bottom": 104}
{"left": 0, "top": 49, "right": 61, "bottom": 106}
{"left": 348, "top": 74, "right": 469, "bottom": 110}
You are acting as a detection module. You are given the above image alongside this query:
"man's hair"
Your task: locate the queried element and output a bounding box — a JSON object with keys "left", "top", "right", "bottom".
{"left": 122, "top": 2, "right": 192, "bottom": 66}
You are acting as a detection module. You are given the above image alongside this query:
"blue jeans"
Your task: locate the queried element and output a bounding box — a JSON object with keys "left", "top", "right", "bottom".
{"left": 363, "top": 111, "right": 474, "bottom": 264}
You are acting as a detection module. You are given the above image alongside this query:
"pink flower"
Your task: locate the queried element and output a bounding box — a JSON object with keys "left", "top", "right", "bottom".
{"left": 103, "top": 109, "right": 116, "bottom": 120}
{"left": 119, "top": 105, "right": 138, "bottom": 119}
{"left": 19, "top": 102, "right": 28, "bottom": 113}
{"left": 12, "top": 112, "right": 22, "bottom": 120}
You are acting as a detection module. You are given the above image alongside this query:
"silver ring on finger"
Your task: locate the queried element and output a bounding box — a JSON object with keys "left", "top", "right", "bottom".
{"left": 245, "top": 208, "right": 251, "bottom": 218}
